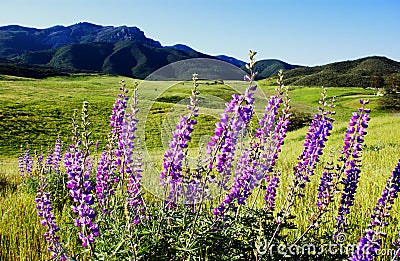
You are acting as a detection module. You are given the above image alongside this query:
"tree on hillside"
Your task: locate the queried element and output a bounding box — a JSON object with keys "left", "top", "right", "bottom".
{"left": 380, "top": 74, "right": 400, "bottom": 110}
{"left": 370, "top": 73, "right": 384, "bottom": 92}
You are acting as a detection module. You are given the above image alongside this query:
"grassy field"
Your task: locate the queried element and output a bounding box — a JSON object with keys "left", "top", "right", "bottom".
{"left": 1, "top": 74, "right": 399, "bottom": 260}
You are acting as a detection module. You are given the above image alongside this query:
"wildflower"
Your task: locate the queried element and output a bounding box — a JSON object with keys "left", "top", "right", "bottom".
{"left": 96, "top": 150, "right": 114, "bottom": 212}
{"left": 19, "top": 147, "right": 34, "bottom": 177}
{"left": 260, "top": 72, "right": 290, "bottom": 210}
{"left": 350, "top": 159, "right": 400, "bottom": 261}
{"left": 65, "top": 147, "right": 99, "bottom": 247}
{"left": 206, "top": 53, "right": 257, "bottom": 192}
{"left": 35, "top": 177, "right": 67, "bottom": 260}
{"left": 51, "top": 138, "right": 62, "bottom": 173}
{"left": 316, "top": 159, "right": 335, "bottom": 209}
{"left": 294, "top": 109, "right": 334, "bottom": 192}
{"left": 335, "top": 100, "right": 370, "bottom": 237}
{"left": 160, "top": 74, "right": 199, "bottom": 207}
{"left": 45, "top": 151, "right": 53, "bottom": 173}
{"left": 213, "top": 148, "right": 255, "bottom": 215}
{"left": 110, "top": 80, "right": 130, "bottom": 181}
{"left": 264, "top": 173, "right": 280, "bottom": 212}
{"left": 124, "top": 84, "right": 146, "bottom": 223}
{"left": 213, "top": 71, "right": 290, "bottom": 216}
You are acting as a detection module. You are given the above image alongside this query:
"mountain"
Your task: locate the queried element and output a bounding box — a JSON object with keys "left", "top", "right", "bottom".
{"left": 216, "top": 55, "right": 246, "bottom": 67}
{"left": 0, "top": 22, "right": 161, "bottom": 58}
{"left": 0, "top": 23, "right": 248, "bottom": 78}
{"left": 168, "top": 44, "right": 197, "bottom": 52}
{"left": 243, "top": 59, "right": 302, "bottom": 79}
{"left": 281, "top": 56, "right": 400, "bottom": 87}
{"left": 1, "top": 23, "right": 399, "bottom": 85}
{"left": 11, "top": 40, "right": 223, "bottom": 79}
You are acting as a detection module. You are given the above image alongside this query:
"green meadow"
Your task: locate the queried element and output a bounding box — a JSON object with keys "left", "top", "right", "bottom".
{"left": 0, "top": 74, "right": 399, "bottom": 260}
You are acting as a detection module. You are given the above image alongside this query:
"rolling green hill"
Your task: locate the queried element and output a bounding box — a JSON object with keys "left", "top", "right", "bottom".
{"left": 281, "top": 56, "right": 400, "bottom": 87}
{"left": 242, "top": 59, "right": 301, "bottom": 79}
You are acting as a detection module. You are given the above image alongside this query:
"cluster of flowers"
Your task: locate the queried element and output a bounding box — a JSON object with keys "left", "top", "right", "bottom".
{"left": 24, "top": 51, "right": 400, "bottom": 261}
{"left": 26, "top": 81, "right": 145, "bottom": 259}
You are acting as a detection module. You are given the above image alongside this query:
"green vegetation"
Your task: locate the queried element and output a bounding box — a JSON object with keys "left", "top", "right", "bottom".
{"left": 0, "top": 74, "right": 385, "bottom": 157}
{"left": 242, "top": 59, "right": 301, "bottom": 79}
{"left": 281, "top": 56, "right": 400, "bottom": 87}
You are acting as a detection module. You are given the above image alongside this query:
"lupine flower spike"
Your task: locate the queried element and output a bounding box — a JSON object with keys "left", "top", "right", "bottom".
{"left": 351, "top": 159, "right": 400, "bottom": 261}
{"left": 96, "top": 82, "right": 129, "bottom": 213}
{"left": 294, "top": 88, "right": 335, "bottom": 194}
{"left": 65, "top": 102, "right": 99, "bottom": 247}
{"left": 213, "top": 69, "right": 290, "bottom": 216}
{"left": 19, "top": 145, "right": 34, "bottom": 177}
{"left": 52, "top": 138, "right": 62, "bottom": 174}
{"left": 207, "top": 50, "right": 257, "bottom": 199}
{"left": 35, "top": 177, "right": 68, "bottom": 260}
{"left": 124, "top": 81, "right": 146, "bottom": 224}
{"left": 335, "top": 100, "right": 370, "bottom": 238}
{"left": 160, "top": 73, "right": 199, "bottom": 207}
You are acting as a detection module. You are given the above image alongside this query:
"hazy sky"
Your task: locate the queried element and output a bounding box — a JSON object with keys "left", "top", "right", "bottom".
{"left": 0, "top": 0, "right": 399, "bottom": 66}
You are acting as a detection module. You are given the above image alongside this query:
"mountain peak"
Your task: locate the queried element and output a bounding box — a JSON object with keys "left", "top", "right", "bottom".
{"left": 0, "top": 23, "right": 162, "bottom": 57}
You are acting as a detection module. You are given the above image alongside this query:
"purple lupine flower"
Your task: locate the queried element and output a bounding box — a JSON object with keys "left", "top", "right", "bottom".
{"left": 64, "top": 147, "right": 99, "bottom": 247}
{"left": 110, "top": 81, "right": 130, "bottom": 182}
{"left": 51, "top": 139, "right": 62, "bottom": 173}
{"left": 96, "top": 150, "right": 114, "bottom": 212}
{"left": 21, "top": 147, "right": 34, "bottom": 177}
{"left": 160, "top": 112, "right": 198, "bottom": 206}
{"left": 316, "top": 160, "right": 335, "bottom": 209}
{"left": 24, "top": 149, "right": 34, "bottom": 175}
{"left": 258, "top": 76, "right": 291, "bottom": 210}
{"left": 35, "top": 178, "right": 67, "bottom": 260}
{"left": 160, "top": 74, "right": 199, "bottom": 207}
{"left": 254, "top": 95, "right": 282, "bottom": 148}
{"left": 213, "top": 72, "right": 290, "bottom": 216}
{"left": 206, "top": 85, "right": 257, "bottom": 191}
{"left": 335, "top": 100, "right": 370, "bottom": 237}
{"left": 126, "top": 152, "right": 145, "bottom": 224}
{"left": 206, "top": 53, "right": 258, "bottom": 192}
{"left": 124, "top": 86, "right": 146, "bottom": 224}
{"left": 213, "top": 148, "right": 255, "bottom": 216}
{"left": 110, "top": 83, "right": 129, "bottom": 138}
{"left": 264, "top": 173, "right": 280, "bottom": 212}
{"left": 350, "top": 159, "right": 400, "bottom": 261}
{"left": 294, "top": 103, "right": 334, "bottom": 194}
{"left": 350, "top": 229, "right": 380, "bottom": 261}
{"left": 45, "top": 151, "right": 53, "bottom": 173}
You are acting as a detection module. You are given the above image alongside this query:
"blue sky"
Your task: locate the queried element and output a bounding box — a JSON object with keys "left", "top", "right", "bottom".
{"left": 0, "top": 0, "right": 399, "bottom": 66}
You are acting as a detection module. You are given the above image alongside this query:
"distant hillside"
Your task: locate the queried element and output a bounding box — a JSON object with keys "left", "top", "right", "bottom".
{"left": 11, "top": 40, "right": 223, "bottom": 79}
{"left": 282, "top": 56, "right": 400, "bottom": 87}
{"left": 0, "top": 58, "right": 71, "bottom": 78}
{"left": 0, "top": 22, "right": 161, "bottom": 58}
{"left": 241, "top": 59, "right": 301, "bottom": 79}
{"left": 216, "top": 55, "right": 246, "bottom": 67}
